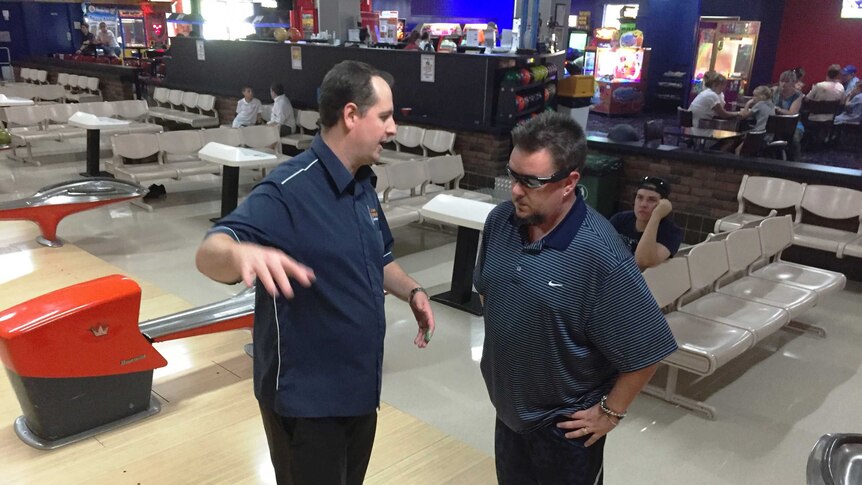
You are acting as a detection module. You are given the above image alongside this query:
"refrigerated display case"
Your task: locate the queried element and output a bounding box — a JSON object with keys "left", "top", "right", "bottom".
{"left": 591, "top": 46, "right": 649, "bottom": 115}
{"left": 690, "top": 19, "right": 760, "bottom": 105}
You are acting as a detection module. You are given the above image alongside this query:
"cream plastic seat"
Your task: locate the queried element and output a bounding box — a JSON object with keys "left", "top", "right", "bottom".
{"left": 66, "top": 74, "right": 79, "bottom": 92}
{"left": 158, "top": 131, "right": 219, "bottom": 177}
{"left": 280, "top": 110, "right": 318, "bottom": 150}
{"left": 751, "top": 215, "right": 846, "bottom": 296}
{"left": 56, "top": 73, "right": 69, "bottom": 88}
{"left": 113, "top": 100, "right": 150, "bottom": 121}
{"left": 372, "top": 164, "right": 422, "bottom": 227}
{"left": 108, "top": 133, "right": 178, "bottom": 184}
{"left": 188, "top": 94, "right": 219, "bottom": 128}
{"left": 382, "top": 159, "right": 427, "bottom": 205}
{"left": 86, "top": 77, "right": 101, "bottom": 97}
{"left": 422, "top": 155, "right": 493, "bottom": 202}
{"left": 714, "top": 175, "right": 806, "bottom": 233}
{"left": 717, "top": 228, "right": 818, "bottom": 320}
{"left": 148, "top": 87, "right": 172, "bottom": 119}
{"left": 793, "top": 185, "right": 862, "bottom": 257}
{"left": 642, "top": 257, "right": 755, "bottom": 419}
{"left": 167, "top": 89, "right": 184, "bottom": 110}
{"left": 6, "top": 105, "right": 53, "bottom": 163}
{"left": 678, "top": 240, "right": 789, "bottom": 341}
{"left": 200, "top": 127, "right": 244, "bottom": 147}
{"left": 378, "top": 125, "right": 426, "bottom": 164}
{"left": 19, "top": 67, "right": 31, "bottom": 82}
{"left": 240, "top": 125, "right": 289, "bottom": 168}
{"left": 162, "top": 92, "right": 200, "bottom": 124}
{"left": 421, "top": 129, "right": 456, "bottom": 156}
{"left": 36, "top": 84, "right": 67, "bottom": 103}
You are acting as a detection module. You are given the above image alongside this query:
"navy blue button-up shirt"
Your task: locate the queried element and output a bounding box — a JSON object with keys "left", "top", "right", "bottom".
{"left": 209, "top": 135, "right": 394, "bottom": 418}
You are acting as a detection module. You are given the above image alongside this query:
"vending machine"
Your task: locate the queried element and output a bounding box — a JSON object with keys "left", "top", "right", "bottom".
{"left": 690, "top": 19, "right": 760, "bottom": 104}
{"left": 291, "top": 0, "right": 318, "bottom": 37}
{"left": 590, "top": 28, "right": 649, "bottom": 115}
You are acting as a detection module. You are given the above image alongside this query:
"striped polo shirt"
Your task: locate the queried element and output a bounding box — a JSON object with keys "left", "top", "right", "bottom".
{"left": 474, "top": 196, "right": 677, "bottom": 432}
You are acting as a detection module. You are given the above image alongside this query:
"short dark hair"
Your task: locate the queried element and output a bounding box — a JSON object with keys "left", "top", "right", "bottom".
{"left": 270, "top": 83, "right": 284, "bottom": 96}
{"left": 827, "top": 64, "right": 841, "bottom": 79}
{"left": 81, "top": 23, "right": 90, "bottom": 30}
{"left": 638, "top": 176, "right": 671, "bottom": 198}
{"left": 318, "top": 60, "right": 394, "bottom": 129}
{"left": 242, "top": 85, "right": 253, "bottom": 92}
{"left": 511, "top": 111, "right": 587, "bottom": 173}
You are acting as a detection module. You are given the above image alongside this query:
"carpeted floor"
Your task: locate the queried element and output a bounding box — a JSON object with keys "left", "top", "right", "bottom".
{"left": 586, "top": 110, "right": 862, "bottom": 170}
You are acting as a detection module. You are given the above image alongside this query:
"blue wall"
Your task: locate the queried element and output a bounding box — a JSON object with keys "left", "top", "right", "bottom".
{"left": 0, "top": 2, "right": 28, "bottom": 64}
{"left": 373, "top": 0, "right": 514, "bottom": 30}
{"left": 15, "top": 2, "right": 81, "bottom": 58}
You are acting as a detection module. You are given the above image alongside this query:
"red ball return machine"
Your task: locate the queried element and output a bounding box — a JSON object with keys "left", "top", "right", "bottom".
{"left": 0, "top": 275, "right": 254, "bottom": 449}
{"left": 0, "top": 178, "right": 145, "bottom": 247}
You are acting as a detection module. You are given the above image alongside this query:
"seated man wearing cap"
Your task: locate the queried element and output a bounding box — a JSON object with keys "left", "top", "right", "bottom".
{"left": 840, "top": 65, "right": 859, "bottom": 102}
{"left": 609, "top": 176, "right": 683, "bottom": 271}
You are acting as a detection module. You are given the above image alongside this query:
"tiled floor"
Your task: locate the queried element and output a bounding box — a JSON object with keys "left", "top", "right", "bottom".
{"left": 2, "top": 145, "right": 861, "bottom": 484}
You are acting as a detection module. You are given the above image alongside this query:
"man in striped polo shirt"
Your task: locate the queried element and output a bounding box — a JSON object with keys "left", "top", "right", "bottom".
{"left": 474, "top": 112, "right": 677, "bottom": 484}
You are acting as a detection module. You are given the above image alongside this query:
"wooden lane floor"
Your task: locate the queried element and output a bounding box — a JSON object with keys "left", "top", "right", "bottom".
{"left": 0, "top": 221, "right": 495, "bottom": 484}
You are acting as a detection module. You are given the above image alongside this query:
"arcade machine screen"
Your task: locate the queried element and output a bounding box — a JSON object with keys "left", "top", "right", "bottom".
{"left": 595, "top": 48, "right": 643, "bottom": 82}
{"left": 583, "top": 51, "right": 596, "bottom": 76}
{"left": 122, "top": 18, "right": 147, "bottom": 47}
{"left": 841, "top": 0, "right": 862, "bottom": 18}
{"left": 568, "top": 30, "right": 588, "bottom": 52}
{"left": 713, "top": 37, "right": 755, "bottom": 79}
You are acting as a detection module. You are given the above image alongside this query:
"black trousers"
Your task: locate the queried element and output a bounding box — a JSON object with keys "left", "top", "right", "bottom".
{"left": 495, "top": 418, "right": 605, "bottom": 485}
{"left": 279, "top": 125, "right": 293, "bottom": 137}
{"left": 258, "top": 404, "right": 377, "bottom": 485}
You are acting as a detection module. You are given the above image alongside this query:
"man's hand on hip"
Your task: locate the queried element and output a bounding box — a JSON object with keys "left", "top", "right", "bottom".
{"left": 556, "top": 404, "right": 619, "bottom": 447}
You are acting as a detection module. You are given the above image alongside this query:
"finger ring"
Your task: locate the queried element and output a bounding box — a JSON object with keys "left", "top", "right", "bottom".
{"left": 583, "top": 427, "right": 590, "bottom": 434}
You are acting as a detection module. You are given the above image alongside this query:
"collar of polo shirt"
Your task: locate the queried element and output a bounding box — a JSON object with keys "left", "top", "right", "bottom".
{"left": 512, "top": 194, "right": 588, "bottom": 251}
{"left": 311, "top": 136, "right": 374, "bottom": 195}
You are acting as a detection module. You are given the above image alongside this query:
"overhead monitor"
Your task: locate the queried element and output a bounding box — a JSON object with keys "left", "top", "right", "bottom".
{"left": 841, "top": 0, "right": 862, "bottom": 18}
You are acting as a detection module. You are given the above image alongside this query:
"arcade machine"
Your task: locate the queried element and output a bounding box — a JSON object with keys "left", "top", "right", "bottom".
{"left": 291, "top": 0, "right": 318, "bottom": 37}
{"left": 0, "top": 275, "right": 255, "bottom": 449}
{"left": 419, "top": 23, "right": 463, "bottom": 52}
{"left": 590, "top": 27, "right": 649, "bottom": 115}
{"left": 689, "top": 19, "right": 760, "bottom": 105}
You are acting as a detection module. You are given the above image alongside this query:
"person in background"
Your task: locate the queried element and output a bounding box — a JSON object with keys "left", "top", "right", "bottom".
{"left": 738, "top": 85, "right": 776, "bottom": 132}
{"left": 268, "top": 83, "right": 296, "bottom": 136}
{"left": 76, "top": 23, "right": 96, "bottom": 55}
{"left": 96, "top": 22, "right": 121, "bottom": 57}
{"left": 773, "top": 69, "right": 805, "bottom": 160}
{"left": 196, "top": 60, "right": 435, "bottom": 485}
{"left": 806, "top": 64, "right": 845, "bottom": 120}
{"left": 835, "top": 82, "right": 862, "bottom": 125}
{"left": 418, "top": 32, "right": 434, "bottom": 51}
{"left": 793, "top": 66, "right": 806, "bottom": 92}
{"left": 474, "top": 112, "right": 677, "bottom": 484}
{"left": 232, "top": 86, "right": 262, "bottom": 128}
{"left": 403, "top": 31, "right": 420, "bottom": 50}
{"left": 609, "top": 176, "right": 683, "bottom": 271}
{"left": 840, "top": 65, "right": 859, "bottom": 99}
{"left": 689, "top": 71, "right": 740, "bottom": 128}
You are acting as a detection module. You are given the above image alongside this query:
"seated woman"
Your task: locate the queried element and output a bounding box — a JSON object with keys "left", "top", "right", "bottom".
{"left": 772, "top": 69, "right": 805, "bottom": 160}
{"left": 689, "top": 71, "right": 740, "bottom": 128}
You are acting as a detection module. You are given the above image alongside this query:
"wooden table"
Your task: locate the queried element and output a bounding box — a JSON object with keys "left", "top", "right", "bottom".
{"left": 67, "top": 112, "right": 130, "bottom": 177}
{"left": 420, "top": 194, "right": 495, "bottom": 316}
{"left": 198, "top": 142, "right": 284, "bottom": 220}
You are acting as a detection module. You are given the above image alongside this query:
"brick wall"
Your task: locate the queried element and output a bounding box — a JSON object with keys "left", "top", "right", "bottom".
{"left": 454, "top": 131, "right": 512, "bottom": 190}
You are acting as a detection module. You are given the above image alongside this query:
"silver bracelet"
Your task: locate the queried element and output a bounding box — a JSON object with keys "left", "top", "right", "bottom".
{"left": 408, "top": 287, "right": 428, "bottom": 305}
{"left": 600, "top": 395, "right": 626, "bottom": 420}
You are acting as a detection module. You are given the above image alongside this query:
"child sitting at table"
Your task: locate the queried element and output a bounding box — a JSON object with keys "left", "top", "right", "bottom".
{"left": 739, "top": 85, "right": 776, "bottom": 132}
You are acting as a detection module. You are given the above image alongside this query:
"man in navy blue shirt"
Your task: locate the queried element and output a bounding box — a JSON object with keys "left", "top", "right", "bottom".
{"left": 196, "top": 61, "right": 435, "bottom": 485}
{"left": 474, "top": 112, "right": 677, "bottom": 485}
{"left": 609, "top": 176, "right": 683, "bottom": 270}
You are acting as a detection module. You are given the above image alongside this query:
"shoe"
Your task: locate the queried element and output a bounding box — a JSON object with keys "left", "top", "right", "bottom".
{"left": 143, "top": 184, "right": 167, "bottom": 201}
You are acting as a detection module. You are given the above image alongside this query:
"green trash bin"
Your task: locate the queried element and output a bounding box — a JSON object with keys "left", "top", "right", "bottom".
{"left": 578, "top": 154, "right": 622, "bottom": 218}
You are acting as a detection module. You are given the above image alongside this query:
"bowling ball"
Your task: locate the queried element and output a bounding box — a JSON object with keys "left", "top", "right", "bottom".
{"left": 520, "top": 68, "right": 532, "bottom": 85}
{"left": 504, "top": 70, "right": 519, "bottom": 84}
{"left": 0, "top": 128, "right": 10, "bottom": 146}
{"left": 544, "top": 88, "right": 550, "bottom": 102}
{"left": 530, "top": 66, "right": 542, "bottom": 82}
{"left": 546, "top": 64, "right": 558, "bottom": 77}
{"left": 288, "top": 27, "right": 303, "bottom": 42}
{"left": 273, "top": 27, "right": 289, "bottom": 42}
{"left": 515, "top": 95, "right": 526, "bottom": 111}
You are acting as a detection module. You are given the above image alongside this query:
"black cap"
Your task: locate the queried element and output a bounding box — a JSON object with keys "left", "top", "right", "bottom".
{"left": 638, "top": 176, "right": 670, "bottom": 198}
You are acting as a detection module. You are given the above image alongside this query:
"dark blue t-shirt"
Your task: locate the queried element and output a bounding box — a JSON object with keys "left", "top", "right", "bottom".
{"left": 608, "top": 210, "right": 683, "bottom": 257}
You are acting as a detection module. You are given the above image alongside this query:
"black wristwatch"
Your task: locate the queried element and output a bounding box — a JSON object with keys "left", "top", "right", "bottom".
{"left": 408, "top": 287, "right": 428, "bottom": 305}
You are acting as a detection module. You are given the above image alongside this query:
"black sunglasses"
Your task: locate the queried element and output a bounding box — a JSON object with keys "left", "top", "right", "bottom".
{"left": 506, "top": 165, "right": 573, "bottom": 189}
